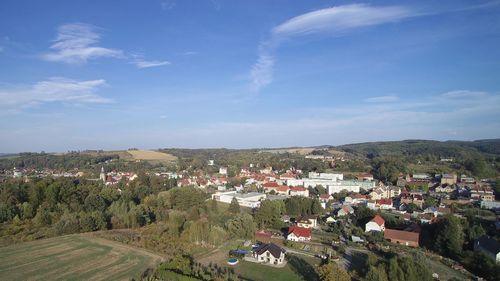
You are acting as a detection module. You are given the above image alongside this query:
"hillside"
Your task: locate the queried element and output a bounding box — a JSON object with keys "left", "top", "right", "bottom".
{"left": 335, "top": 139, "right": 500, "bottom": 159}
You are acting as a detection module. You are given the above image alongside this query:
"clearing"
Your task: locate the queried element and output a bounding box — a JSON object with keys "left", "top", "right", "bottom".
{"left": 0, "top": 234, "right": 164, "bottom": 281}
{"left": 126, "top": 150, "right": 177, "bottom": 163}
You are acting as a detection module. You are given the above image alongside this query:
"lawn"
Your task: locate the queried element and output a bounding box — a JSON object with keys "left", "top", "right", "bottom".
{"left": 234, "top": 254, "right": 320, "bottom": 281}
{"left": 0, "top": 234, "right": 164, "bottom": 281}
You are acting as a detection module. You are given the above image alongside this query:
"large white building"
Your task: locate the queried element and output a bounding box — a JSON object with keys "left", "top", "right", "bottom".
{"left": 211, "top": 191, "right": 266, "bottom": 208}
{"left": 287, "top": 173, "right": 374, "bottom": 195}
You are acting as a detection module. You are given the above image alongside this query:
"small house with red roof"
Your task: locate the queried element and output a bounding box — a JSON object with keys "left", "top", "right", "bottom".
{"left": 289, "top": 186, "right": 309, "bottom": 197}
{"left": 287, "top": 226, "right": 312, "bottom": 242}
{"left": 365, "top": 215, "right": 386, "bottom": 232}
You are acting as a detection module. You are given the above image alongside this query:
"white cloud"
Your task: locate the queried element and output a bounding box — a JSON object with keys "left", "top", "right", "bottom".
{"left": 273, "top": 4, "right": 415, "bottom": 37}
{"left": 182, "top": 51, "right": 198, "bottom": 55}
{"left": 250, "top": 54, "right": 274, "bottom": 91}
{"left": 132, "top": 59, "right": 171, "bottom": 69}
{"left": 0, "top": 77, "right": 111, "bottom": 110}
{"left": 161, "top": 1, "right": 175, "bottom": 10}
{"left": 251, "top": 4, "right": 421, "bottom": 90}
{"left": 441, "top": 90, "right": 488, "bottom": 99}
{"left": 364, "top": 95, "right": 400, "bottom": 103}
{"left": 42, "top": 23, "right": 124, "bottom": 64}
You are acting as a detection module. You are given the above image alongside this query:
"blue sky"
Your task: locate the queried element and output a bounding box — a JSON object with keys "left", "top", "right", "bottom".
{"left": 1, "top": 0, "right": 499, "bottom": 152}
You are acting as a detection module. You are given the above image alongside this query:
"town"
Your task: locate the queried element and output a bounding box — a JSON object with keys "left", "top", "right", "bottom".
{"left": 0, "top": 142, "right": 499, "bottom": 281}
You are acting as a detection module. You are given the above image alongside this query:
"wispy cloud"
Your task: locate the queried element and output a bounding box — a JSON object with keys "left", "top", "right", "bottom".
{"left": 251, "top": 4, "right": 421, "bottom": 91}
{"left": 441, "top": 90, "right": 488, "bottom": 99}
{"left": 42, "top": 23, "right": 124, "bottom": 64}
{"left": 160, "top": 1, "right": 176, "bottom": 10}
{"left": 0, "top": 77, "right": 111, "bottom": 111}
{"left": 132, "top": 59, "right": 171, "bottom": 69}
{"left": 364, "top": 95, "right": 400, "bottom": 103}
{"left": 182, "top": 51, "right": 198, "bottom": 56}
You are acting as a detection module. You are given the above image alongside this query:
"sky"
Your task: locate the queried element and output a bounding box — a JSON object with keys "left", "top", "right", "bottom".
{"left": 1, "top": 0, "right": 500, "bottom": 152}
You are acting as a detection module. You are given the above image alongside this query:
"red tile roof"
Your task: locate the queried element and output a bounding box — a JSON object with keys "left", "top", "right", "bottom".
{"left": 263, "top": 182, "right": 279, "bottom": 188}
{"left": 277, "top": 185, "right": 290, "bottom": 192}
{"left": 377, "top": 198, "right": 392, "bottom": 205}
{"left": 371, "top": 215, "right": 385, "bottom": 226}
{"left": 290, "top": 186, "right": 306, "bottom": 192}
{"left": 288, "top": 226, "right": 311, "bottom": 238}
{"left": 384, "top": 228, "right": 420, "bottom": 244}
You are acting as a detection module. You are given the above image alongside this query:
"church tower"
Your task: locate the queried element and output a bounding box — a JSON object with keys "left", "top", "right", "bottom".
{"left": 99, "top": 166, "right": 106, "bottom": 182}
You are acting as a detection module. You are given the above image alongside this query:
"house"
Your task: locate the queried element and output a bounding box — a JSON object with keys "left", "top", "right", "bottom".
{"left": 365, "top": 215, "right": 385, "bottom": 232}
{"left": 357, "top": 173, "right": 374, "bottom": 181}
{"left": 255, "top": 230, "right": 272, "bottom": 243}
{"left": 370, "top": 185, "right": 401, "bottom": 200}
{"left": 470, "top": 186, "right": 495, "bottom": 202}
{"left": 474, "top": 235, "right": 500, "bottom": 263}
{"left": 253, "top": 243, "right": 286, "bottom": 265}
{"left": 400, "top": 193, "right": 424, "bottom": 208}
{"left": 219, "top": 167, "right": 228, "bottom": 175}
{"left": 325, "top": 216, "right": 337, "bottom": 223}
{"left": 376, "top": 198, "right": 394, "bottom": 210}
{"left": 434, "top": 185, "right": 455, "bottom": 193}
{"left": 296, "top": 216, "right": 317, "bottom": 229}
{"left": 289, "top": 186, "right": 309, "bottom": 197}
{"left": 319, "top": 193, "right": 333, "bottom": 202}
{"left": 287, "top": 226, "right": 312, "bottom": 242}
{"left": 336, "top": 205, "right": 354, "bottom": 217}
{"left": 384, "top": 228, "right": 420, "bottom": 247}
{"left": 440, "top": 174, "right": 457, "bottom": 185}
{"left": 351, "top": 193, "right": 369, "bottom": 205}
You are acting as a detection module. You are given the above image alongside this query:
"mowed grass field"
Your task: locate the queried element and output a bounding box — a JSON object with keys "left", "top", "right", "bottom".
{"left": 126, "top": 150, "right": 177, "bottom": 163}
{"left": 0, "top": 234, "right": 164, "bottom": 281}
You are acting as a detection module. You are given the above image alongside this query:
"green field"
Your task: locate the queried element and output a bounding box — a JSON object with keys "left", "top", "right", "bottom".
{"left": 0, "top": 234, "right": 164, "bottom": 281}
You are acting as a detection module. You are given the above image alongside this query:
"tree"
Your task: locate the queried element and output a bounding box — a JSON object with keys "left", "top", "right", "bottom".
{"left": 433, "top": 215, "right": 464, "bottom": 258}
{"left": 225, "top": 213, "right": 255, "bottom": 239}
{"left": 228, "top": 197, "right": 240, "bottom": 214}
{"left": 365, "top": 264, "right": 388, "bottom": 281}
{"left": 254, "top": 200, "right": 285, "bottom": 228}
{"left": 316, "top": 262, "right": 350, "bottom": 281}
{"left": 388, "top": 257, "right": 404, "bottom": 281}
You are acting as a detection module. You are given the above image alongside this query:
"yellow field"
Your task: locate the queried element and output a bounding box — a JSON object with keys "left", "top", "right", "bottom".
{"left": 0, "top": 234, "right": 163, "bottom": 281}
{"left": 126, "top": 150, "right": 177, "bottom": 162}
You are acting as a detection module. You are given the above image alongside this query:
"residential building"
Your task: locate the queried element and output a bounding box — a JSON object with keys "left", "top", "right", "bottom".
{"left": 440, "top": 174, "right": 457, "bottom": 185}
{"left": 253, "top": 243, "right": 286, "bottom": 265}
{"left": 365, "top": 215, "right": 385, "bottom": 232}
{"left": 296, "top": 216, "right": 317, "bottom": 229}
{"left": 474, "top": 235, "right": 500, "bottom": 263}
{"left": 289, "top": 186, "right": 309, "bottom": 197}
{"left": 219, "top": 167, "right": 228, "bottom": 175}
{"left": 336, "top": 205, "right": 354, "bottom": 217}
{"left": 357, "top": 173, "right": 374, "bottom": 181}
{"left": 370, "top": 185, "right": 401, "bottom": 200}
{"left": 287, "top": 226, "right": 312, "bottom": 242}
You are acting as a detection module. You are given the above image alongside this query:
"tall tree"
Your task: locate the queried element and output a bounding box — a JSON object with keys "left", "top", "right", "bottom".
{"left": 433, "top": 215, "right": 464, "bottom": 258}
{"left": 228, "top": 197, "right": 240, "bottom": 214}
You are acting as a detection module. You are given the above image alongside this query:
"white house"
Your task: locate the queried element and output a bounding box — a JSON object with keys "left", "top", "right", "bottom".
{"left": 289, "top": 186, "right": 309, "bottom": 197}
{"left": 219, "top": 167, "right": 228, "bottom": 175}
{"left": 253, "top": 243, "right": 286, "bottom": 265}
{"left": 296, "top": 216, "right": 317, "bottom": 229}
{"left": 365, "top": 215, "right": 386, "bottom": 232}
{"left": 287, "top": 226, "right": 312, "bottom": 242}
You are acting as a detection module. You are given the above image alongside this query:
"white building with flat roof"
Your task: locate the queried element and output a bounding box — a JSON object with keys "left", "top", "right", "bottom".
{"left": 211, "top": 191, "right": 266, "bottom": 208}
{"left": 308, "top": 172, "right": 343, "bottom": 181}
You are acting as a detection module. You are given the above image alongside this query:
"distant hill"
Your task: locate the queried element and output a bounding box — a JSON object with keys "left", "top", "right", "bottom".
{"left": 335, "top": 139, "right": 500, "bottom": 159}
